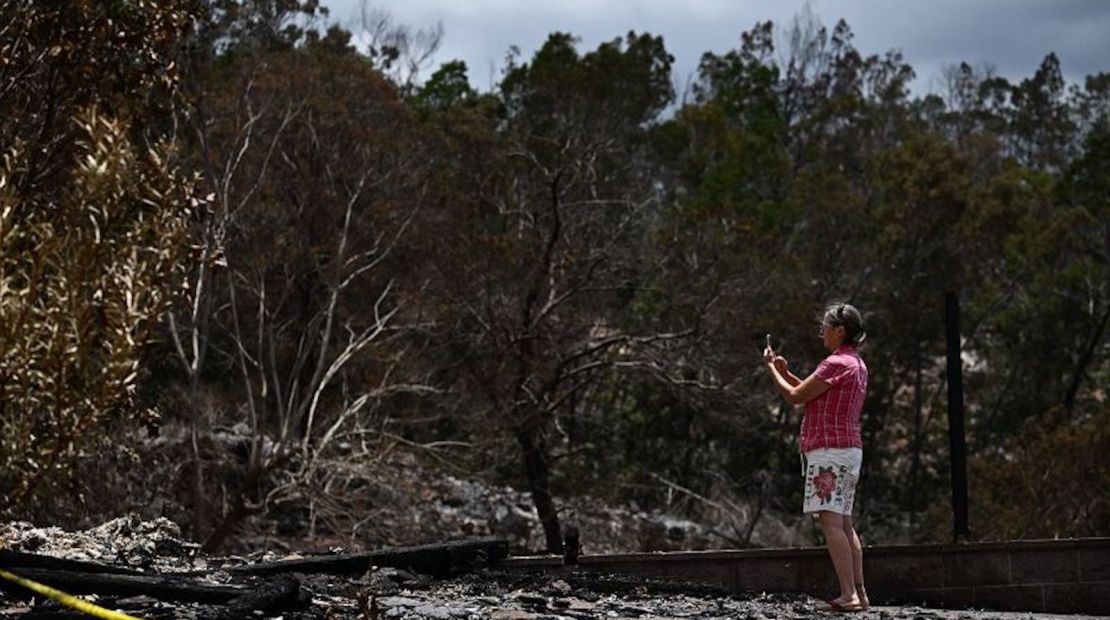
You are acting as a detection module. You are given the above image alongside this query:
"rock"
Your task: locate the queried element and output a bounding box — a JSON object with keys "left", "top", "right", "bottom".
{"left": 370, "top": 566, "right": 423, "bottom": 587}
{"left": 491, "top": 610, "right": 539, "bottom": 620}
{"left": 572, "top": 589, "right": 601, "bottom": 602}
{"left": 512, "top": 592, "right": 548, "bottom": 610}
{"left": 547, "top": 579, "right": 571, "bottom": 594}
{"left": 378, "top": 596, "right": 425, "bottom": 608}
{"left": 411, "top": 604, "right": 464, "bottom": 619}
{"left": 564, "top": 598, "right": 597, "bottom": 611}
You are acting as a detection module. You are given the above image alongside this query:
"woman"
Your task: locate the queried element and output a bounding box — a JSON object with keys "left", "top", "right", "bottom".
{"left": 764, "top": 303, "right": 869, "bottom": 612}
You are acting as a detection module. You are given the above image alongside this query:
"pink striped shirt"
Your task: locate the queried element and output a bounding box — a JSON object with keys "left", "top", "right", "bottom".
{"left": 800, "top": 345, "right": 868, "bottom": 453}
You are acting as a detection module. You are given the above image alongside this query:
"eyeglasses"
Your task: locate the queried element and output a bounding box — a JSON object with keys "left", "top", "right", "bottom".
{"left": 819, "top": 323, "right": 843, "bottom": 336}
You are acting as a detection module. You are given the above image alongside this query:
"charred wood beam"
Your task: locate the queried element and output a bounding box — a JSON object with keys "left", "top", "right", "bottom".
{"left": 209, "top": 537, "right": 510, "bottom": 578}
{"left": 0, "top": 568, "right": 248, "bottom": 604}
{"left": 0, "top": 538, "right": 508, "bottom": 611}
{"left": 0, "top": 550, "right": 142, "bottom": 575}
{"left": 204, "top": 575, "right": 306, "bottom": 619}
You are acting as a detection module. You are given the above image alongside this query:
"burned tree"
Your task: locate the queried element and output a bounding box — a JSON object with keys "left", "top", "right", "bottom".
{"left": 423, "top": 32, "right": 680, "bottom": 553}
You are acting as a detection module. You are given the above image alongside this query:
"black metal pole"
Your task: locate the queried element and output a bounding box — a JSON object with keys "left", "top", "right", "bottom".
{"left": 945, "top": 291, "right": 970, "bottom": 543}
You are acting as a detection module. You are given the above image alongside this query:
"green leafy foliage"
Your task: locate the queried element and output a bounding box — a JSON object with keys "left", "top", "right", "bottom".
{"left": 933, "top": 405, "right": 1110, "bottom": 540}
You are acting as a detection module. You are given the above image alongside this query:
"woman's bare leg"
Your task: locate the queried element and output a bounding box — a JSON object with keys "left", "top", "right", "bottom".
{"left": 843, "top": 516, "right": 867, "bottom": 608}
{"left": 818, "top": 511, "right": 860, "bottom": 605}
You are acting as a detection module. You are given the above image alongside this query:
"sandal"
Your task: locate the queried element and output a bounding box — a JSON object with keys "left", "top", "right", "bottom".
{"left": 817, "top": 599, "right": 865, "bottom": 613}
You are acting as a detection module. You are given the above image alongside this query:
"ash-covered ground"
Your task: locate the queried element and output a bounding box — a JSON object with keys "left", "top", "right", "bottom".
{"left": 180, "top": 450, "right": 808, "bottom": 556}
{"left": 0, "top": 517, "right": 1104, "bottom": 620}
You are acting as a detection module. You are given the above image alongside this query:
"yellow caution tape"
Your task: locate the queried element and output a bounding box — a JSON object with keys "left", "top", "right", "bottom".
{"left": 0, "top": 568, "right": 145, "bottom": 620}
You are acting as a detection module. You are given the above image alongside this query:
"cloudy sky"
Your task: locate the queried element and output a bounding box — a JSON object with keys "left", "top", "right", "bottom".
{"left": 321, "top": 0, "right": 1110, "bottom": 96}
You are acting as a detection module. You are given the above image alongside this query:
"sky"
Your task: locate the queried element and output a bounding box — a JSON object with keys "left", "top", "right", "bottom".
{"left": 320, "top": 0, "right": 1110, "bottom": 97}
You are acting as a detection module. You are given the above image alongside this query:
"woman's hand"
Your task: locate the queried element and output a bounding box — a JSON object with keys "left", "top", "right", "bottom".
{"left": 763, "top": 347, "right": 788, "bottom": 372}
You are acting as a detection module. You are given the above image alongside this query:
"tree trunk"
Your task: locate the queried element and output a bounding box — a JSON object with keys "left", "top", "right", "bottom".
{"left": 516, "top": 427, "right": 563, "bottom": 554}
{"left": 907, "top": 360, "right": 924, "bottom": 532}
{"left": 1064, "top": 304, "right": 1110, "bottom": 415}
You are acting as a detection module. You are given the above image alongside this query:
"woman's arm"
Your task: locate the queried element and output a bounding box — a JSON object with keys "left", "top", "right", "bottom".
{"left": 772, "top": 357, "right": 802, "bottom": 386}
{"left": 764, "top": 351, "right": 831, "bottom": 405}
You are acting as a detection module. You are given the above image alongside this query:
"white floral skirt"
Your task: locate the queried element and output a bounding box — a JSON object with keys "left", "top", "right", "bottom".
{"left": 801, "top": 447, "right": 863, "bottom": 516}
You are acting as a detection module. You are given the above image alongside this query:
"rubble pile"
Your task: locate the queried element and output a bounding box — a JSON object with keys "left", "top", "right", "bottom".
{"left": 369, "top": 572, "right": 815, "bottom": 620}
{"left": 0, "top": 516, "right": 197, "bottom": 572}
{"left": 117, "top": 425, "right": 801, "bottom": 555}
{"left": 1, "top": 518, "right": 1104, "bottom": 619}
{"left": 418, "top": 473, "right": 724, "bottom": 554}
{"left": 252, "top": 452, "right": 803, "bottom": 555}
